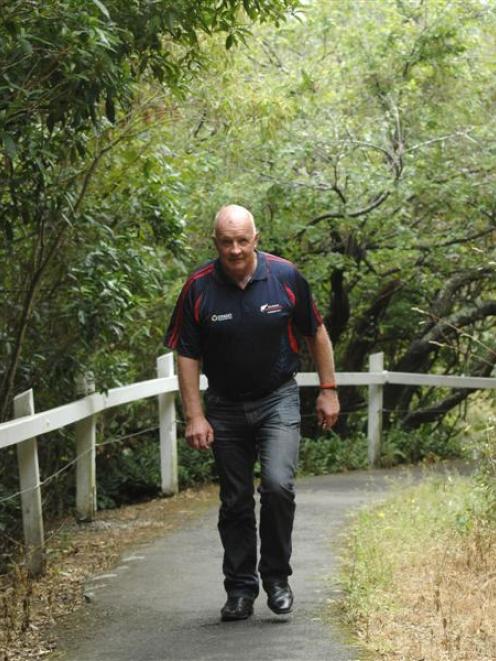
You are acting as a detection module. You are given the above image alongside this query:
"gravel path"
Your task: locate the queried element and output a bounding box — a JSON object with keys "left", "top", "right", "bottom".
{"left": 54, "top": 468, "right": 421, "bottom": 661}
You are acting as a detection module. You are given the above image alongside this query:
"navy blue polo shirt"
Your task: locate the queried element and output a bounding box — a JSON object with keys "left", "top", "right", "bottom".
{"left": 165, "top": 251, "right": 323, "bottom": 400}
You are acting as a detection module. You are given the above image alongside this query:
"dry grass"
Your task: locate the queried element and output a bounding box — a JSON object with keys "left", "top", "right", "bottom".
{"left": 364, "top": 524, "right": 496, "bottom": 660}
{"left": 341, "top": 475, "right": 496, "bottom": 661}
{"left": 0, "top": 485, "right": 216, "bottom": 661}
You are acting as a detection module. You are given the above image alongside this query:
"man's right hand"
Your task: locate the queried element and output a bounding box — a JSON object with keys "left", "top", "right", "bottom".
{"left": 185, "top": 415, "right": 214, "bottom": 450}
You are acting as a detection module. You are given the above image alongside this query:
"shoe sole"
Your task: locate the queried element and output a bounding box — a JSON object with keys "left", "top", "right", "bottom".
{"left": 267, "top": 604, "right": 293, "bottom": 615}
{"left": 221, "top": 609, "right": 253, "bottom": 622}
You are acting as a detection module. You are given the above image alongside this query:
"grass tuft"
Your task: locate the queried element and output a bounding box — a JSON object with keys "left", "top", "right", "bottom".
{"left": 340, "top": 474, "right": 496, "bottom": 660}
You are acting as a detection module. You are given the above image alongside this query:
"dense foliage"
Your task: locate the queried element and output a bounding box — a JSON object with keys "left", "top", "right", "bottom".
{"left": 0, "top": 0, "right": 299, "bottom": 420}
{"left": 162, "top": 0, "right": 496, "bottom": 434}
{"left": 0, "top": 0, "right": 298, "bottom": 560}
{"left": 1, "top": 0, "right": 495, "bottom": 561}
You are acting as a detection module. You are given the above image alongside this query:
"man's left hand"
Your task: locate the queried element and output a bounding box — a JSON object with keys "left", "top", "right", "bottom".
{"left": 316, "top": 390, "right": 340, "bottom": 431}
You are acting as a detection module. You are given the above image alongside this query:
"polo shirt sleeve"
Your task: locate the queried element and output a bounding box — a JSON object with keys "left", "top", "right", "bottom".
{"left": 291, "top": 269, "right": 323, "bottom": 337}
{"left": 164, "top": 280, "right": 202, "bottom": 359}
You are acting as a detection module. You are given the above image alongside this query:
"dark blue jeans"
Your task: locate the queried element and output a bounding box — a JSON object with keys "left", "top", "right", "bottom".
{"left": 205, "top": 379, "right": 301, "bottom": 598}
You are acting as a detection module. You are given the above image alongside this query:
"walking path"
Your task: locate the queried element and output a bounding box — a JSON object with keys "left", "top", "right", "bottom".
{"left": 54, "top": 468, "right": 427, "bottom": 661}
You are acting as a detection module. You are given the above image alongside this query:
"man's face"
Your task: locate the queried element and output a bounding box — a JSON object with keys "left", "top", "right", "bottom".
{"left": 214, "top": 217, "right": 259, "bottom": 279}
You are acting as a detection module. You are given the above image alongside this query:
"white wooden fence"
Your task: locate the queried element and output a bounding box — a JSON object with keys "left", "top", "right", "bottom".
{"left": 1, "top": 351, "right": 495, "bottom": 576}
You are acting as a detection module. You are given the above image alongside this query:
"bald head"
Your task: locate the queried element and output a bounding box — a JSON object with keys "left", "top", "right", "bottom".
{"left": 214, "top": 204, "right": 257, "bottom": 238}
{"left": 213, "top": 204, "right": 259, "bottom": 284}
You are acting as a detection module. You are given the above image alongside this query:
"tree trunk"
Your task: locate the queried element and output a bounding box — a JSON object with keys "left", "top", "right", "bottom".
{"left": 385, "top": 300, "right": 496, "bottom": 417}
{"left": 401, "top": 352, "right": 496, "bottom": 429}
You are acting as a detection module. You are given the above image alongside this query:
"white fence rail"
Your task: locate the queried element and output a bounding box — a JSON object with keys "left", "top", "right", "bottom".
{"left": 1, "top": 351, "right": 495, "bottom": 575}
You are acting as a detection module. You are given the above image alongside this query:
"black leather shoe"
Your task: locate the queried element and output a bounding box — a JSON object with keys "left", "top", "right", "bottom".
{"left": 265, "top": 581, "right": 293, "bottom": 614}
{"left": 220, "top": 596, "right": 254, "bottom": 621}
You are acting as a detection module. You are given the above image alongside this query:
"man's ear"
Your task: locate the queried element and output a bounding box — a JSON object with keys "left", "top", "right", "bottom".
{"left": 254, "top": 232, "right": 260, "bottom": 246}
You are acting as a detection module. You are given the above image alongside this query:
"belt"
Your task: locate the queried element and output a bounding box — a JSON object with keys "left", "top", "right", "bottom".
{"left": 210, "top": 374, "right": 296, "bottom": 403}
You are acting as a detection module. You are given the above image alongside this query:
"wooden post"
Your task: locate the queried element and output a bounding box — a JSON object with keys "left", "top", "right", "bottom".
{"left": 14, "top": 389, "right": 45, "bottom": 576}
{"left": 75, "top": 372, "right": 96, "bottom": 521}
{"left": 367, "top": 352, "right": 384, "bottom": 467}
{"left": 157, "top": 353, "right": 178, "bottom": 496}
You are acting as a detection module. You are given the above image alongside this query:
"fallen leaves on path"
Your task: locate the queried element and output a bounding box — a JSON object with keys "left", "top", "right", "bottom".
{"left": 0, "top": 485, "right": 216, "bottom": 660}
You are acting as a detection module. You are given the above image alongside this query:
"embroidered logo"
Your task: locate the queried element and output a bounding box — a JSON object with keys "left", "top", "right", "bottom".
{"left": 211, "top": 313, "right": 233, "bottom": 322}
{"left": 260, "top": 304, "right": 283, "bottom": 314}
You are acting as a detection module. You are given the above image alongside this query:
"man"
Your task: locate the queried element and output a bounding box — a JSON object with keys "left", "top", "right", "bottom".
{"left": 165, "top": 204, "right": 339, "bottom": 622}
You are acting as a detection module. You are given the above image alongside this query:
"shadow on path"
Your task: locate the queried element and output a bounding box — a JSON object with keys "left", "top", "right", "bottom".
{"left": 54, "top": 465, "right": 461, "bottom": 661}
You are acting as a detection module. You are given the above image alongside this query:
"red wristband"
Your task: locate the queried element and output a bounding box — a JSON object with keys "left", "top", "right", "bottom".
{"left": 319, "top": 383, "right": 337, "bottom": 390}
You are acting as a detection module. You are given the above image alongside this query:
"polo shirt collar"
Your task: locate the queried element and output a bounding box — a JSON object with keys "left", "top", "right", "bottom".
{"left": 214, "top": 250, "right": 268, "bottom": 285}
{"left": 252, "top": 250, "right": 268, "bottom": 281}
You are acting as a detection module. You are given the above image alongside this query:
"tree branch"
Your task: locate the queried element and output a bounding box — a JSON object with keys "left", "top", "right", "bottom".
{"left": 401, "top": 349, "right": 496, "bottom": 429}
{"left": 430, "top": 269, "right": 495, "bottom": 321}
{"left": 295, "top": 190, "right": 391, "bottom": 239}
{"left": 342, "top": 279, "right": 403, "bottom": 371}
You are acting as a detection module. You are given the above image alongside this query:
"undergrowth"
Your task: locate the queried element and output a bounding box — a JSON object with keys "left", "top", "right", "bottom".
{"left": 341, "top": 475, "right": 496, "bottom": 659}
{"left": 340, "top": 407, "right": 496, "bottom": 660}
{"left": 298, "top": 432, "right": 369, "bottom": 474}
{"left": 57, "top": 422, "right": 469, "bottom": 512}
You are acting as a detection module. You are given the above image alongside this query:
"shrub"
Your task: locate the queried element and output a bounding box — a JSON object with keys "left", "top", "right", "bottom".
{"left": 466, "top": 407, "right": 496, "bottom": 524}
{"left": 380, "top": 423, "right": 465, "bottom": 467}
{"left": 298, "top": 432, "right": 369, "bottom": 475}
{"left": 177, "top": 442, "right": 217, "bottom": 489}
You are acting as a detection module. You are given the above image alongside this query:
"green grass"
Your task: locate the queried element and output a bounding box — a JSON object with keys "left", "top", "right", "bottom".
{"left": 341, "top": 473, "right": 474, "bottom": 621}
{"left": 339, "top": 462, "right": 496, "bottom": 659}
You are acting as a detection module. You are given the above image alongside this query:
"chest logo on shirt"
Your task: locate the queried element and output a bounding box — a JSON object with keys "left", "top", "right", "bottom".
{"left": 260, "top": 303, "right": 283, "bottom": 314}
{"left": 211, "top": 313, "right": 233, "bottom": 322}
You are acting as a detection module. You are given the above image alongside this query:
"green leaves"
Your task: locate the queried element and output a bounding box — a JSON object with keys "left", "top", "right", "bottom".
{"left": 2, "top": 134, "right": 17, "bottom": 160}
{"left": 91, "top": 0, "right": 111, "bottom": 20}
{"left": 156, "top": 0, "right": 496, "bottom": 433}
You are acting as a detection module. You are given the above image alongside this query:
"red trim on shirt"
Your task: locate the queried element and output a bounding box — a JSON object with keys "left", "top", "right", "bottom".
{"left": 193, "top": 293, "right": 203, "bottom": 324}
{"left": 168, "top": 264, "right": 214, "bottom": 348}
{"left": 266, "top": 253, "right": 294, "bottom": 267}
{"left": 287, "top": 321, "right": 299, "bottom": 353}
{"left": 284, "top": 284, "right": 296, "bottom": 306}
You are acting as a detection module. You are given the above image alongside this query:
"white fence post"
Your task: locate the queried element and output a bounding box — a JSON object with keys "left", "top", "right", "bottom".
{"left": 367, "top": 352, "right": 384, "bottom": 467}
{"left": 157, "top": 353, "right": 178, "bottom": 496}
{"left": 75, "top": 373, "right": 96, "bottom": 521}
{"left": 13, "top": 389, "right": 45, "bottom": 576}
